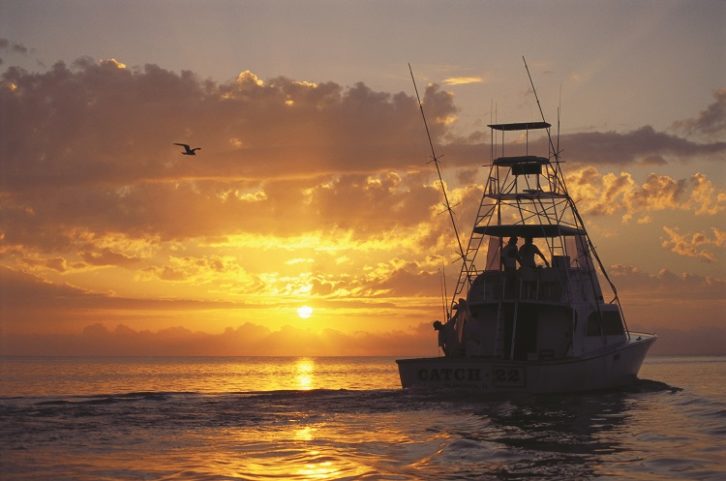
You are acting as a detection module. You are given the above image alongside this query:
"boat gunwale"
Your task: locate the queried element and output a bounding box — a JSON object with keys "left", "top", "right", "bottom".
{"left": 395, "top": 332, "right": 656, "bottom": 367}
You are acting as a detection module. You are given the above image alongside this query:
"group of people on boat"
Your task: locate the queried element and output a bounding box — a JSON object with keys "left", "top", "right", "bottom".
{"left": 501, "top": 236, "right": 550, "bottom": 299}
{"left": 432, "top": 236, "right": 554, "bottom": 357}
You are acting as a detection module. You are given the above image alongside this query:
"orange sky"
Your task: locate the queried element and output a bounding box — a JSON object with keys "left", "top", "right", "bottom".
{"left": 1, "top": 2, "right": 724, "bottom": 355}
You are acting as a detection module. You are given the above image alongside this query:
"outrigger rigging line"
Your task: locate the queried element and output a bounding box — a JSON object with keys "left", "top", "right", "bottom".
{"left": 408, "top": 64, "right": 467, "bottom": 272}
{"left": 521, "top": 56, "right": 622, "bottom": 308}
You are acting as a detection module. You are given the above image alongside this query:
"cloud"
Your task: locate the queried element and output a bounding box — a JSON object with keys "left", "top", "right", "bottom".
{"left": 607, "top": 265, "right": 725, "bottom": 336}
{"left": 0, "top": 265, "right": 98, "bottom": 309}
{"left": 565, "top": 168, "right": 725, "bottom": 222}
{"left": 672, "top": 88, "right": 726, "bottom": 140}
{"left": 0, "top": 171, "right": 450, "bottom": 265}
{"left": 0, "top": 260, "right": 443, "bottom": 333}
{"left": 2, "top": 320, "right": 723, "bottom": 356}
{"left": 437, "top": 126, "right": 726, "bottom": 170}
{"left": 0, "top": 265, "right": 239, "bottom": 315}
{"left": 557, "top": 126, "right": 726, "bottom": 165}
{"left": 609, "top": 264, "right": 725, "bottom": 300}
{"left": 0, "top": 58, "right": 464, "bottom": 264}
{"left": 443, "top": 76, "right": 485, "bottom": 86}
{"left": 0, "top": 60, "right": 459, "bottom": 192}
{"left": 643, "top": 326, "right": 726, "bottom": 356}
{"left": 0, "top": 38, "right": 29, "bottom": 55}
{"left": 661, "top": 226, "right": 726, "bottom": 263}
{"left": 4, "top": 321, "right": 434, "bottom": 356}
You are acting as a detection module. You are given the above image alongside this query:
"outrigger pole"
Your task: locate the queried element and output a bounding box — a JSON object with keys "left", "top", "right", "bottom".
{"left": 408, "top": 64, "right": 468, "bottom": 275}
{"left": 522, "top": 56, "right": 629, "bottom": 336}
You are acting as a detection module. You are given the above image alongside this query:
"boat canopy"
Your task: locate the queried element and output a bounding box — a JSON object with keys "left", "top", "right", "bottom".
{"left": 487, "top": 122, "right": 551, "bottom": 131}
{"left": 493, "top": 156, "right": 549, "bottom": 167}
{"left": 493, "top": 156, "right": 550, "bottom": 175}
{"left": 473, "top": 224, "right": 585, "bottom": 238}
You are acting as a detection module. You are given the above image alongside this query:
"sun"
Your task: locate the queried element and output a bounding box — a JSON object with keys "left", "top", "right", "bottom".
{"left": 297, "top": 305, "right": 313, "bottom": 319}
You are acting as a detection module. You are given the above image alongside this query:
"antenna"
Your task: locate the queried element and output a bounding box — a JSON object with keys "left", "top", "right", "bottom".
{"left": 557, "top": 82, "right": 562, "bottom": 156}
{"left": 522, "top": 56, "right": 557, "bottom": 157}
{"left": 408, "top": 64, "right": 467, "bottom": 267}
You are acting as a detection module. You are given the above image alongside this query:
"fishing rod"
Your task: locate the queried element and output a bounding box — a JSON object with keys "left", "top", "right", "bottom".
{"left": 440, "top": 265, "right": 450, "bottom": 321}
{"left": 408, "top": 64, "right": 467, "bottom": 269}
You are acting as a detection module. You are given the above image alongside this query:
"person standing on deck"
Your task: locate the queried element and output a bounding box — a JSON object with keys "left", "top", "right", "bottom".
{"left": 433, "top": 320, "right": 459, "bottom": 357}
{"left": 519, "top": 237, "right": 550, "bottom": 268}
{"left": 502, "top": 237, "right": 521, "bottom": 271}
{"left": 501, "top": 236, "right": 521, "bottom": 298}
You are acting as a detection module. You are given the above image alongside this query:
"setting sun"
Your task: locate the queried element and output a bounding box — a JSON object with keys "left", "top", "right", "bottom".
{"left": 297, "top": 306, "right": 314, "bottom": 319}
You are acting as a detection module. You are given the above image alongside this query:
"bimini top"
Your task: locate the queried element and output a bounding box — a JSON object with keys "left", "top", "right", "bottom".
{"left": 473, "top": 224, "right": 585, "bottom": 238}
{"left": 493, "top": 155, "right": 549, "bottom": 166}
{"left": 488, "top": 121, "right": 551, "bottom": 131}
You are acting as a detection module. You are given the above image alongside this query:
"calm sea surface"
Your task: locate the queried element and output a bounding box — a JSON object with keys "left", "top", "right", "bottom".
{"left": 1, "top": 356, "right": 724, "bottom": 480}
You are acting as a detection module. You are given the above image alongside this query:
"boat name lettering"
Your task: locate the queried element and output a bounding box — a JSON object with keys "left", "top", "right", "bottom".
{"left": 492, "top": 366, "right": 526, "bottom": 387}
{"left": 417, "top": 368, "right": 481, "bottom": 382}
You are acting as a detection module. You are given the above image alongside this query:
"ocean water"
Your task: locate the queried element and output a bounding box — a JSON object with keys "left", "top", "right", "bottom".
{"left": 1, "top": 356, "right": 724, "bottom": 481}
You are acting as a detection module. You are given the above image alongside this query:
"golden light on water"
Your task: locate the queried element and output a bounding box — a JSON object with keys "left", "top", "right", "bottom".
{"left": 294, "top": 426, "right": 315, "bottom": 441}
{"left": 297, "top": 305, "right": 314, "bottom": 319}
{"left": 295, "top": 358, "right": 315, "bottom": 390}
{"left": 296, "top": 458, "right": 341, "bottom": 479}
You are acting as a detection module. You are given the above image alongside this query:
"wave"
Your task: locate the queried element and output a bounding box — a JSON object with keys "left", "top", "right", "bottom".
{"left": 0, "top": 377, "right": 685, "bottom": 406}
{"left": 2, "top": 380, "right": 724, "bottom": 481}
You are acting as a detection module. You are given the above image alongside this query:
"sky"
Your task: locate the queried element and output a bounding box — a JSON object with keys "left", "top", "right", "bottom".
{"left": 0, "top": 0, "right": 724, "bottom": 356}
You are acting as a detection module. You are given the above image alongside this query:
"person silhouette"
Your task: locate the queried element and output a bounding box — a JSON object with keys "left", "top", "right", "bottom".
{"left": 501, "top": 236, "right": 521, "bottom": 271}
{"left": 519, "top": 237, "right": 549, "bottom": 268}
{"left": 501, "top": 236, "right": 521, "bottom": 298}
{"left": 433, "top": 319, "right": 459, "bottom": 356}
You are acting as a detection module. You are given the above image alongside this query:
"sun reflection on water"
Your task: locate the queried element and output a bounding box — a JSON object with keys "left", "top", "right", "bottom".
{"left": 294, "top": 426, "right": 315, "bottom": 441}
{"left": 296, "top": 456, "right": 342, "bottom": 479}
{"left": 295, "top": 358, "right": 315, "bottom": 390}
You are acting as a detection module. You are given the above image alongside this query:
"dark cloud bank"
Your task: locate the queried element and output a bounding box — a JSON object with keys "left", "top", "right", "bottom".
{"left": 2, "top": 59, "right": 723, "bottom": 250}
{"left": 2, "top": 58, "right": 723, "bottom": 189}
{"left": 2, "top": 321, "right": 723, "bottom": 357}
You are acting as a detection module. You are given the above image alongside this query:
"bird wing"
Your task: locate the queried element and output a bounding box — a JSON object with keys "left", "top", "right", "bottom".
{"left": 173, "top": 143, "right": 191, "bottom": 149}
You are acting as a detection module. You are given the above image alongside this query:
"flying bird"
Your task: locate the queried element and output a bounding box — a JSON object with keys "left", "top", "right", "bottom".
{"left": 173, "top": 143, "right": 202, "bottom": 155}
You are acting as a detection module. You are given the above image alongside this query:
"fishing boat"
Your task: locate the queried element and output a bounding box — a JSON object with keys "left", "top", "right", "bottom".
{"left": 397, "top": 64, "right": 656, "bottom": 393}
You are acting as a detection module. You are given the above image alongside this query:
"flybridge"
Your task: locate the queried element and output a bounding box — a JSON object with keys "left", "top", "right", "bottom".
{"left": 488, "top": 122, "right": 553, "bottom": 174}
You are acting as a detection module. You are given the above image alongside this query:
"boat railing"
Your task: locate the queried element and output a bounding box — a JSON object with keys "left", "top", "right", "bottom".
{"left": 487, "top": 176, "right": 498, "bottom": 194}
{"left": 468, "top": 268, "right": 596, "bottom": 304}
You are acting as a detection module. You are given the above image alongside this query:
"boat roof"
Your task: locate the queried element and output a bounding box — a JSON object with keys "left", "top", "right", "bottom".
{"left": 473, "top": 224, "right": 585, "bottom": 238}
{"left": 488, "top": 192, "right": 568, "bottom": 201}
{"left": 493, "top": 155, "right": 550, "bottom": 166}
{"left": 488, "top": 122, "right": 551, "bottom": 131}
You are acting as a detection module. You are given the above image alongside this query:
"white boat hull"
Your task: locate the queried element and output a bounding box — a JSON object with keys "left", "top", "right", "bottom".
{"left": 397, "top": 333, "right": 656, "bottom": 394}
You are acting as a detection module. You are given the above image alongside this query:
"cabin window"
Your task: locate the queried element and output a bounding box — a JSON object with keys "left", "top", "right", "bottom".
{"left": 586, "top": 310, "right": 625, "bottom": 336}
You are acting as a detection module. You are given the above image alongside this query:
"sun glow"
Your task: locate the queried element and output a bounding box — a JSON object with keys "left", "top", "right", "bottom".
{"left": 295, "top": 358, "right": 315, "bottom": 390}
{"left": 297, "top": 305, "right": 313, "bottom": 319}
